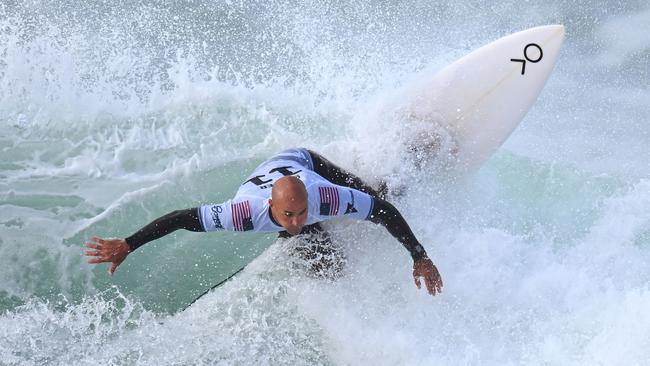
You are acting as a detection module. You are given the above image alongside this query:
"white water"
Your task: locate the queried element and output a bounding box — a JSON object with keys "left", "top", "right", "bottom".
{"left": 1, "top": 1, "right": 649, "bottom": 365}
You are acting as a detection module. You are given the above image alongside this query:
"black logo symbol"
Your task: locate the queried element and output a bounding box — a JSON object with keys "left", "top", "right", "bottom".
{"left": 345, "top": 190, "right": 358, "bottom": 215}
{"left": 243, "top": 166, "right": 302, "bottom": 188}
{"left": 510, "top": 43, "right": 543, "bottom": 75}
{"left": 244, "top": 175, "right": 272, "bottom": 186}
{"left": 269, "top": 166, "right": 302, "bottom": 176}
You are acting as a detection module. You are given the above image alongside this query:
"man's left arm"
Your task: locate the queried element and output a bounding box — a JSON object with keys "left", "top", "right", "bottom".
{"left": 314, "top": 182, "right": 443, "bottom": 295}
{"left": 367, "top": 198, "right": 444, "bottom": 296}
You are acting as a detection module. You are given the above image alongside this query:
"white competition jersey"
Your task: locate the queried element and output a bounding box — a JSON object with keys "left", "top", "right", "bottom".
{"left": 198, "top": 149, "right": 374, "bottom": 233}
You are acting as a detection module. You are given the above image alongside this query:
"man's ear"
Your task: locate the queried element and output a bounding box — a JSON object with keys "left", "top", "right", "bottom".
{"left": 268, "top": 199, "right": 273, "bottom": 208}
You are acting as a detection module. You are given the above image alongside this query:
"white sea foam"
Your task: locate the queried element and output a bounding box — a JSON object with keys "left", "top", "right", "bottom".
{"left": 1, "top": 1, "right": 649, "bottom": 365}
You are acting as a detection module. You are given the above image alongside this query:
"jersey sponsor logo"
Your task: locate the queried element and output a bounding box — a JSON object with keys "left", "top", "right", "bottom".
{"left": 244, "top": 175, "right": 272, "bottom": 186}
{"left": 268, "top": 166, "right": 302, "bottom": 176}
{"left": 319, "top": 186, "right": 339, "bottom": 216}
{"left": 242, "top": 166, "right": 303, "bottom": 190}
{"left": 232, "top": 201, "right": 254, "bottom": 231}
{"left": 344, "top": 190, "right": 358, "bottom": 214}
{"left": 210, "top": 205, "right": 224, "bottom": 229}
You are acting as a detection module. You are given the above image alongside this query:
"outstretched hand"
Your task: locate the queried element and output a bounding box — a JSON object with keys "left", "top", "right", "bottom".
{"left": 84, "top": 236, "right": 130, "bottom": 275}
{"left": 413, "top": 257, "right": 443, "bottom": 295}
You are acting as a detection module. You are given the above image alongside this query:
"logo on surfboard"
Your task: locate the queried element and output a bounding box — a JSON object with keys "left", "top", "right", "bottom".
{"left": 511, "top": 43, "right": 543, "bottom": 75}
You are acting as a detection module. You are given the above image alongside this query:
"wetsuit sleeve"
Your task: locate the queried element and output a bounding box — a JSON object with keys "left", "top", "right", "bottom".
{"left": 367, "top": 198, "right": 428, "bottom": 261}
{"left": 308, "top": 149, "right": 386, "bottom": 198}
{"left": 125, "top": 208, "right": 204, "bottom": 252}
{"left": 304, "top": 149, "right": 425, "bottom": 260}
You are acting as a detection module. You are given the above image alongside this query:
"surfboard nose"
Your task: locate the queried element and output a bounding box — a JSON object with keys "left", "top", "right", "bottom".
{"left": 537, "top": 24, "right": 565, "bottom": 34}
{"left": 531, "top": 24, "right": 566, "bottom": 45}
{"left": 404, "top": 25, "right": 568, "bottom": 172}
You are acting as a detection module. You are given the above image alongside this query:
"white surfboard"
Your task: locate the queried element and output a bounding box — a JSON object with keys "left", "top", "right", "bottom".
{"left": 406, "top": 25, "right": 565, "bottom": 172}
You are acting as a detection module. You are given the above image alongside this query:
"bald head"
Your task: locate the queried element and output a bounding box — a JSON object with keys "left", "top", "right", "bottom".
{"left": 270, "top": 176, "right": 308, "bottom": 235}
{"left": 272, "top": 176, "right": 307, "bottom": 204}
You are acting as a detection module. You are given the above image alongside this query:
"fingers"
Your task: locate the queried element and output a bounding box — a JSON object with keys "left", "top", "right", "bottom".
{"left": 413, "top": 265, "right": 444, "bottom": 296}
{"left": 427, "top": 270, "right": 444, "bottom": 295}
{"left": 85, "top": 236, "right": 107, "bottom": 251}
{"left": 84, "top": 236, "right": 129, "bottom": 277}
{"left": 424, "top": 275, "right": 433, "bottom": 295}
{"left": 87, "top": 257, "right": 109, "bottom": 264}
{"left": 90, "top": 236, "right": 106, "bottom": 245}
{"left": 83, "top": 236, "right": 112, "bottom": 265}
{"left": 84, "top": 240, "right": 106, "bottom": 260}
{"left": 414, "top": 274, "right": 437, "bottom": 295}
{"left": 109, "top": 262, "right": 118, "bottom": 276}
{"left": 424, "top": 275, "right": 441, "bottom": 296}
{"left": 413, "top": 267, "right": 422, "bottom": 289}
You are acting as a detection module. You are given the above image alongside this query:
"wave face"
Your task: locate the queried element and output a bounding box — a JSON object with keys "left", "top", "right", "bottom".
{"left": 1, "top": 1, "right": 649, "bottom": 364}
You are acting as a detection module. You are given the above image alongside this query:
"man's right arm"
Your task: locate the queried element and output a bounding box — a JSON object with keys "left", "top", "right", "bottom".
{"left": 85, "top": 208, "right": 206, "bottom": 275}
{"left": 127, "top": 198, "right": 242, "bottom": 250}
{"left": 125, "top": 208, "right": 204, "bottom": 251}
{"left": 86, "top": 201, "right": 240, "bottom": 274}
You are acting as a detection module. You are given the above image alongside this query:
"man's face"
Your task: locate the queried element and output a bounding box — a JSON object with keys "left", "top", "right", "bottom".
{"left": 270, "top": 197, "right": 308, "bottom": 235}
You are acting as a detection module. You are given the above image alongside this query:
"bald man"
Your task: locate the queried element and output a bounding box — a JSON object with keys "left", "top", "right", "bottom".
{"left": 85, "top": 148, "right": 443, "bottom": 295}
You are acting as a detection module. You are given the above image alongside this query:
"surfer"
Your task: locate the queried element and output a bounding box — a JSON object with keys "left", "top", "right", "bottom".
{"left": 84, "top": 148, "right": 443, "bottom": 295}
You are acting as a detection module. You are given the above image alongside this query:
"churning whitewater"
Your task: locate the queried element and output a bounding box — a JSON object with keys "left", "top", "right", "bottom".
{"left": 1, "top": 1, "right": 649, "bottom": 365}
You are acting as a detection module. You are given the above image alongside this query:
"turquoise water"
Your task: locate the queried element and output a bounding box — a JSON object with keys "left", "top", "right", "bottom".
{"left": 1, "top": 1, "right": 649, "bottom": 364}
